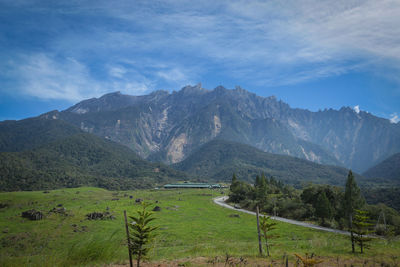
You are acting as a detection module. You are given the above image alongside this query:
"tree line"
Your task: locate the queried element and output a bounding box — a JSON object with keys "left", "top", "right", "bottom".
{"left": 229, "top": 170, "right": 400, "bottom": 253}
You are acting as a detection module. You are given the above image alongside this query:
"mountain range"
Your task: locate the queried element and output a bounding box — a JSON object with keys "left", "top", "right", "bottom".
{"left": 1, "top": 85, "right": 399, "bottom": 192}
{"left": 55, "top": 84, "right": 400, "bottom": 173}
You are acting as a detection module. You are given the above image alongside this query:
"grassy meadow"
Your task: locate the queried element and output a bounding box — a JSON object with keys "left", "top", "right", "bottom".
{"left": 0, "top": 187, "right": 399, "bottom": 266}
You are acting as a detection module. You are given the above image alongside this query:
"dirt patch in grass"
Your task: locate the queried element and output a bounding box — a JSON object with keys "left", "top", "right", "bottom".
{"left": 109, "top": 255, "right": 400, "bottom": 267}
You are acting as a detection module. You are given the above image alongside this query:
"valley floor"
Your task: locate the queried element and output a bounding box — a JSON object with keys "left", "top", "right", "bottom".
{"left": 0, "top": 187, "right": 399, "bottom": 266}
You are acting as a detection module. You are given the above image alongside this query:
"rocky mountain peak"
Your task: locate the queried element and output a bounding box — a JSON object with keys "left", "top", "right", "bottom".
{"left": 179, "top": 83, "right": 207, "bottom": 95}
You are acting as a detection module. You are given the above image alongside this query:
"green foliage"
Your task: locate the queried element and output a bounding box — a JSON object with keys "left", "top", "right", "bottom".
{"left": 364, "top": 204, "right": 400, "bottom": 236}
{"left": 0, "top": 115, "right": 81, "bottom": 152}
{"left": 128, "top": 202, "right": 158, "bottom": 267}
{"left": 259, "top": 215, "right": 277, "bottom": 256}
{"left": 363, "top": 186, "right": 400, "bottom": 211}
{"left": 228, "top": 172, "right": 400, "bottom": 234}
{"left": 343, "top": 171, "right": 365, "bottom": 219}
{"left": 352, "top": 209, "right": 374, "bottom": 254}
{"left": 0, "top": 132, "right": 187, "bottom": 192}
{"left": 228, "top": 174, "right": 253, "bottom": 203}
{"left": 342, "top": 170, "right": 365, "bottom": 253}
{"left": 363, "top": 152, "right": 400, "bottom": 184}
{"left": 254, "top": 174, "right": 268, "bottom": 206}
{"left": 315, "top": 191, "right": 333, "bottom": 225}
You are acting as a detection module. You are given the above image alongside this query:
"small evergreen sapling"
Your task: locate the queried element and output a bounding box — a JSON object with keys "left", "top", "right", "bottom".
{"left": 259, "top": 215, "right": 278, "bottom": 256}
{"left": 128, "top": 202, "right": 158, "bottom": 267}
{"left": 352, "top": 209, "right": 373, "bottom": 253}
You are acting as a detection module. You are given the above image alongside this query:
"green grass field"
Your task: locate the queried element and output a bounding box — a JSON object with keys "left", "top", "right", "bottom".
{"left": 0, "top": 187, "right": 399, "bottom": 266}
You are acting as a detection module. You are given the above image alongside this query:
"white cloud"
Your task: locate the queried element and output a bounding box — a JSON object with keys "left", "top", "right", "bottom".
{"left": 94, "top": 0, "right": 400, "bottom": 86}
{"left": 2, "top": 0, "right": 400, "bottom": 100}
{"left": 9, "top": 53, "right": 154, "bottom": 101}
{"left": 353, "top": 105, "right": 360, "bottom": 114}
{"left": 18, "top": 54, "right": 99, "bottom": 101}
{"left": 109, "top": 66, "right": 127, "bottom": 78}
{"left": 390, "top": 113, "right": 399, "bottom": 123}
{"left": 157, "top": 68, "right": 189, "bottom": 84}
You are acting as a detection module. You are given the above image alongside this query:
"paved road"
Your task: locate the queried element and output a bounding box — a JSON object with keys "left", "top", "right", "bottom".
{"left": 213, "top": 196, "right": 351, "bottom": 236}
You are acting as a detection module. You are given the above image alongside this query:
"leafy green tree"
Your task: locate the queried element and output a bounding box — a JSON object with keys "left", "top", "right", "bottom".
{"left": 229, "top": 173, "right": 253, "bottom": 203}
{"left": 352, "top": 209, "right": 373, "bottom": 253}
{"left": 315, "top": 191, "right": 333, "bottom": 225}
{"left": 259, "top": 215, "right": 277, "bottom": 256}
{"left": 342, "top": 170, "right": 365, "bottom": 253}
{"left": 128, "top": 202, "right": 158, "bottom": 267}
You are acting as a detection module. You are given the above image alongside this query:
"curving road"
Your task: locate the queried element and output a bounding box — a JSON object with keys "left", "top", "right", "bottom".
{"left": 213, "top": 196, "right": 351, "bottom": 236}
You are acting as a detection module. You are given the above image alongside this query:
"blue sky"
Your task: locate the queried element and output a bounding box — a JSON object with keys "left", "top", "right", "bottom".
{"left": 0, "top": 0, "right": 399, "bottom": 123}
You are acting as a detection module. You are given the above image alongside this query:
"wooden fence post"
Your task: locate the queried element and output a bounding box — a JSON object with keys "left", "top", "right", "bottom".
{"left": 256, "top": 205, "right": 263, "bottom": 256}
{"left": 124, "top": 210, "right": 133, "bottom": 267}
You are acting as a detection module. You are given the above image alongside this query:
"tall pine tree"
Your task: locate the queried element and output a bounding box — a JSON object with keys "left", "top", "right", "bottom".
{"left": 342, "top": 170, "right": 365, "bottom": 253}
{"left": 255, "top": 174, "right": 268, "bottom": 207}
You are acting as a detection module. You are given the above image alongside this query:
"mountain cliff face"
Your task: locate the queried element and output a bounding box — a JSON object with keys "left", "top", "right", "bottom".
{"left": 55, "top": 85, "right": 400, "bottom": 172}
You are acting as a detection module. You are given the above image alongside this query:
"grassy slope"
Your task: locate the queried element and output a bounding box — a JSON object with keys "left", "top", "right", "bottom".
{"left": 0, "top": 187, "right": 399, "bottom": 266}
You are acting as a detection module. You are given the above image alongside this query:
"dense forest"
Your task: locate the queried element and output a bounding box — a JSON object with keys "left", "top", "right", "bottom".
{"left": 0, "top": 133, "right": 187, "bottom": 191}
{"left": 228, "top": 172, "right": 400, "bottom": 236}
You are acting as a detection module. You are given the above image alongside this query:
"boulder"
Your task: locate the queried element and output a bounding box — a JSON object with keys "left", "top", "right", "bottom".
{"left": 86, "top": 211, "right": 115, "bottom": 220}
{"left": 21, "top": 209, "right": 43, "bottom": 220}
{"left": 152, "top": 206, "right": 161, "bottom": 212}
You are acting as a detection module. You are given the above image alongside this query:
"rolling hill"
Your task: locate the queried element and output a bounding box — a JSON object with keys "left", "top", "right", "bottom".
{"left": 0, "top": 116, "right": 187, "bottom": 191}
{"left": 363, "top": 152, "right": 400, "bottom": 182}
{"left": 174, "top": 139, "right": 359, "bottom": 187}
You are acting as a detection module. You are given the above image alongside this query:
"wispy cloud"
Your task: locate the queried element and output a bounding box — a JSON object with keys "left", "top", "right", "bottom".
{"left": 109, "top": 66, "right": 127, "bottom": 79}
{"left": 17, "top": 54, "right": 100, "bottom": 101}
{"left": 3, "top": 54, "right": 156, "bottom": 101}
{"left": 95, "top": 0, "right": 400, "bottom": 86}
{"left": 1, "top": 0, "right": 400, "bottom": 101}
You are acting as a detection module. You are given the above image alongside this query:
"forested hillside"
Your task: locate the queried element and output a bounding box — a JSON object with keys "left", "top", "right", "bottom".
{"left": 363, "top": 153, "right": 400, "bottom": 182}
{"left": 174, "top": 139, "right": 359, "bottom": 186}
{"left": 0, "top": 117, "right": 187, "bottom": 191}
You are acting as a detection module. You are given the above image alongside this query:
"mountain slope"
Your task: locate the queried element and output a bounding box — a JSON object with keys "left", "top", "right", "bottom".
{"left": 55, "top": 85, "right": 400, "bottom": 172}
{"left": 174, "top": 139, "right": 357, "bottom": 186}
{"left": 363, "top": 153, "right": 400, "bottom": 182}
{"left": 0, "top": 112, "right": 81, "bottom": 152}
{"left": 0, "top": 117, "right": 187, "bottom": 191}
